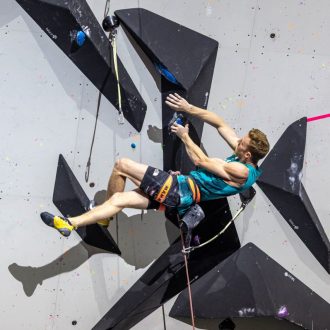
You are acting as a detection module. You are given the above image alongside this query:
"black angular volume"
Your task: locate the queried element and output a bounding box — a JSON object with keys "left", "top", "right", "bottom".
{"left": 93, "top": 198, "right": 239, "bottom": 330}
{"left": 170, "top": 243, "right": 330, "bottom": 329}
{"left": 16, "top": 0, "right": 147, "bottom": 131}
{"left": 53, "top": 154, "right": 121, "bottom": 255}
{"left": 257, "top": 118, "right": 330, "bottom": 273}
{"left": 115, "top": 8, "right": 218, "bottom": 172}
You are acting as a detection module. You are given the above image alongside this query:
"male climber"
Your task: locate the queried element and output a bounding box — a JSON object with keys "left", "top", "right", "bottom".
{"left": 40, "top": 93, "right": 270, "bottom": 237}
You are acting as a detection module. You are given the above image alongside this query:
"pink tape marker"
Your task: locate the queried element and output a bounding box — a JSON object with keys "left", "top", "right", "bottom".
{"left": 307, "top": 113, "right": 330, "bottom": 122}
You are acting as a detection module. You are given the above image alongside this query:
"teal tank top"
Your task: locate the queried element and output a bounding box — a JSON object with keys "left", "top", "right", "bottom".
{"left": 176, "top": 155, "right": 261, "bottom": 215}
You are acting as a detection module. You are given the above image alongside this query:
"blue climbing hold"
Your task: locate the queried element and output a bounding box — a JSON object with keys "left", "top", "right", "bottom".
{"left": 75, "top": 31, "right": 86, "bottom": 47}
{"left": 155, "top": 63, "right": 179, "bottom": 85}
{"left": 176, "top": 117, "right": 184, "bottom": 126}
{"left": 131, "top": 143, "right": 136, "bottom": 149}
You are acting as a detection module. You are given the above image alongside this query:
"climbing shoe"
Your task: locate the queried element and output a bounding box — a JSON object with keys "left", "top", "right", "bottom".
{"left": 89, "top": 196, "right": 113, "bottom": 227}
{"left": 40, "top": 212, "right": 74, "bottom": 237}
{"left": 97, "top": 218, "right": 113, "bottom": 227}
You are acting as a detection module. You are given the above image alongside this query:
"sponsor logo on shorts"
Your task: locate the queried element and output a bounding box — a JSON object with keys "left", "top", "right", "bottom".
{"left": 157, "top": 184, "right": 169, "bottom": 201}
{"left": 153, "top": 169, "right": 159, "bottom": 176}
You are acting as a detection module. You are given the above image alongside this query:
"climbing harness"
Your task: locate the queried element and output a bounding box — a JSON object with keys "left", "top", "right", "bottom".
{"left": 186, "top": 177, "right": 201, "bottom": 204}
{"left": 155, "top": 175, "right": 173, "bottom": 203}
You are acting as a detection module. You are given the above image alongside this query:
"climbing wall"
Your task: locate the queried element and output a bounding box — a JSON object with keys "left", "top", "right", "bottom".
{"left": 1, "top": 0, "right": 330, "bottom": 329}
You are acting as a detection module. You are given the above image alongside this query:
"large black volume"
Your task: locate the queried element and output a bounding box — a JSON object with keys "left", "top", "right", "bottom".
{"left": 53, "top": 154, "right": 121, "bottom": 255}
{"left": 16, "top": 0, "right": 147, "bottom": 132}
{"left": 115, "top": 8, "right": 218, "bottom": 173}
{"left": 257, "top": 118, "right": 330, "bottom": 273}
{"left": 171, "top": 243, "right": 330, "bottom": 330}
{"left": 93, "top": 198, "right": 240, "bottom": 330}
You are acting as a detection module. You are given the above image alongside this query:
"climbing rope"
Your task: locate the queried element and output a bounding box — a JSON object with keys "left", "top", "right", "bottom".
{"left": 104, "top": 0, "right": 110, "bottom": 17}
{"left": 177, "top": 193, "right": 254, "bottom": 329}
{"left": 85, "top": 87, "right": 103, "bottom": 182}
{"left": 85, "top": 0, "right": 122, "bottom": 182}
{"left": 182, "top": 187, "right": 255, "bottom": 253}
{"left": 182, "top": 203, "right": 246, "bottom": 254}
{"left": 179, "top": 215, "right": 196, "bottom": 330}
{"left": 111, "top": 33, "right": 124, "bottom": 125}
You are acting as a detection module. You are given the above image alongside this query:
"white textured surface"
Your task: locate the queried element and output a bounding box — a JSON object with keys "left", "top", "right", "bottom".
{"left": 1, "top": 0, "right": 330, "bottom": 329}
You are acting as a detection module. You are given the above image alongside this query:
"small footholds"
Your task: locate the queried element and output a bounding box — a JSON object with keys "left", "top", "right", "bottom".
{"left": 72, "top": 320, "right": 77, "bottom": 325}
{"left": 131, "top": 143, "right": 136, "bottom": 149}
{"left": 270, "top": 33, "right": 276, "bottom": 39}
{"left": 89, "top": 182, "right": 95, "bottom": 188}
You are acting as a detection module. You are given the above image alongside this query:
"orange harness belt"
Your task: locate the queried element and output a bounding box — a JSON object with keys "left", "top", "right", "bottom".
{"left": 155, "top": 175, "right": 201, "bottom": 211}
{"left": 187, "top": 177, "right": 201, "bottom": 203}
{"left": 155, "top": 175, "right": 173, "bottom": 203}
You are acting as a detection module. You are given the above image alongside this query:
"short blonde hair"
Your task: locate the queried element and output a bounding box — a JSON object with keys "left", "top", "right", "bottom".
{"left": 248, "top": 128, "right": 270, "bottom": 163}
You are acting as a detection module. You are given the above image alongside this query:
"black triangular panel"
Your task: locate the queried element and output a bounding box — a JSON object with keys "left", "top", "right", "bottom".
{"left": 53, "top": 154, "right": 121, "bottom": 255}
{"left": 258, "top": 182, "right": 330, "bottom": 272}
{"left": 257, "top": 117, "right": 330, "bottom": 273}
{"left": 258, "top": 118, "right": 306, "bottom": 194}
{"left": 93, "top": 198, "right": 240, "bottom": 330}
{"left": 115, "top": 8, "right": 218, "bottom": 91}
{"left": 16, "top": 0, "right": 146, "bottom": 132}
{"left": 170, "top": 243, "right": 330, "bottom": 329}
{"left": 115, "top": 8, "right": 218, "bottom": 172}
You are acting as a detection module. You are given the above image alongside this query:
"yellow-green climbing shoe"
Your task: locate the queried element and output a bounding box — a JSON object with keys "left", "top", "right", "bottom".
{"left": 40, "top": 212, "right": 74, "bottom": 237}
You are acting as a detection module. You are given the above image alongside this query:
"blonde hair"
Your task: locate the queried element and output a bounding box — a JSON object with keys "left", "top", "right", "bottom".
{"left": 248, "top": 128, "right": 270, "bottom": 163}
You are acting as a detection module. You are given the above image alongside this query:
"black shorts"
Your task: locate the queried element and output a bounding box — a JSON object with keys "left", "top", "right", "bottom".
{"left": 139, "top": 166, "right": 180, "bottom": 209}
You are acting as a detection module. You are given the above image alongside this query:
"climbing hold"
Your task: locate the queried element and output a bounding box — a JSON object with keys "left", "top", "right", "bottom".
{"left": 76, "top": 31, "right": 86, "bottom": 46}
{"left": 168, "top": 112, "right": 186, "bottom": 134}
{"left": 176, "top": 117, "right": 184, "bottom": 126}
{"left": 70, "top": 30, "right": 86, "bottom": 46}
{"left": 155, "top": 63, "right": 179, "bottom": 84}
{"left": 270, "top": 33, "right": 276, "bottom": 39}
{"left": 277, "top": 305, "right": 289, "bottom": 318}
{"left": 131, "top": 143, "right": 136, "bottom": 149}
{"left": 72, "top": 320, "right": 77, "bottom": 325}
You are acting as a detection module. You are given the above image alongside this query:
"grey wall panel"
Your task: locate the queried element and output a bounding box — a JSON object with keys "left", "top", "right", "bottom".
{"left": 3, "top": 197, "right": 63, "bottom": 329}
{"left": 2, "top": 0, "right": 330, "bottom": 329}
{"left": 254, "top": 0, "right": 330, "bottom": 55}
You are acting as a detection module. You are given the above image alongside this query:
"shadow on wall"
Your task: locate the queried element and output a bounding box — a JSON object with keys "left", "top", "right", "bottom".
{"left": 8, "top": 209, "right": 179, "bottom": 297}
{"left": 8, "top": 240, "right": 104, "bottom": 297}
{"left": 116, "top": 208, "right": 179, "bottom": 269}
{"left": 147, "top": 124, "right": 209, "bottom": 156}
